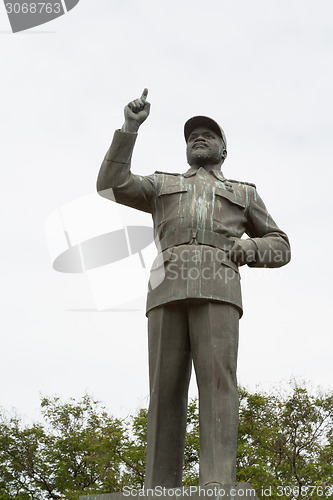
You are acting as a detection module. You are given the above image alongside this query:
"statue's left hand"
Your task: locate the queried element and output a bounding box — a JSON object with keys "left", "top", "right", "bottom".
{"left": 228, "top": 239, "right": 257, "bottom": 266}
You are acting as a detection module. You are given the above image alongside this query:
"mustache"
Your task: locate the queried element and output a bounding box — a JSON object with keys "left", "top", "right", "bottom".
{"left": 191, "top": 141, "right": 210, "bottom": 148}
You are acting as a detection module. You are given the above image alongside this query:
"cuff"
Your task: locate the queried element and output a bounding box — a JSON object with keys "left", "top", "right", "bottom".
{"left": 105, "top": 129, "right": 138, "bottom": 164}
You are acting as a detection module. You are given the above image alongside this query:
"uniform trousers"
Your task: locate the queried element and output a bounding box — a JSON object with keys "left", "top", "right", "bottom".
{"left": 144, "top": 300, "right": 240, "bottom": 487}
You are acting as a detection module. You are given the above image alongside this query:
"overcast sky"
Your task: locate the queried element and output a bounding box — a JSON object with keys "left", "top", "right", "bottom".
{"left": 1, "top": 0, "right": 333, "bottom": 423}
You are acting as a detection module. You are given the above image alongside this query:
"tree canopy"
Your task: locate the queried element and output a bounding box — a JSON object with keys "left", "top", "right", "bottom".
{"left": 0, "top": 382, "right": 332, "bottom": 500}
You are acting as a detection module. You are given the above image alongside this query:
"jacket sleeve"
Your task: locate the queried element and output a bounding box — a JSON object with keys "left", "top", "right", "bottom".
{"left": 97, "top": 129, "right": 155, "bottom": 214}
{"left": 245, "top": 186, "right": 291, "bottom": 268}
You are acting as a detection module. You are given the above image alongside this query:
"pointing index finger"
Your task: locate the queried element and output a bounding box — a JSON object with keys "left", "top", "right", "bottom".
{"left": 141, "top": 88, "right": 148, "bottom": 102}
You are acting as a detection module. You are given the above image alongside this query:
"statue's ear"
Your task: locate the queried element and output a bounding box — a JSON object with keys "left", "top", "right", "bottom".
{"left": 222, "top": 149, "right": 228, "bottom": 161}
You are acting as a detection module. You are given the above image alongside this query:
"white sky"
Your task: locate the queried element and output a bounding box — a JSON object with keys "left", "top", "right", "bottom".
{"left": 1, "top": 0, "right": 333, "bottom": 423}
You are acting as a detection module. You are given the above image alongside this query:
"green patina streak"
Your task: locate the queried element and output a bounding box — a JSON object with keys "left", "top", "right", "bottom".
{"left": 195, "top": 193, "right": 209, "bottom": 231}
{"left": 178, "top": 176, "right": 186, "bottom": 223}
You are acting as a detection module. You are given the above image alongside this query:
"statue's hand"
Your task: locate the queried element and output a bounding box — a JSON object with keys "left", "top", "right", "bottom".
{"left": 228, "top": 239, "right": 257, "bottom": 266}
{"left": 122, "top": 88, "right": 150, "bottom": 133}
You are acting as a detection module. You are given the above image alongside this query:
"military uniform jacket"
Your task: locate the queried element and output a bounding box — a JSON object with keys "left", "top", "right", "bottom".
{"left": 98, "top": 130, "right": 291, "bottom": 317}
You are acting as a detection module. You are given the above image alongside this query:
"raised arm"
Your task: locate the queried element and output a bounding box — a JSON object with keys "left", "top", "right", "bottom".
{"left": 97, "top": 89, "right": 155, "bottom": 214}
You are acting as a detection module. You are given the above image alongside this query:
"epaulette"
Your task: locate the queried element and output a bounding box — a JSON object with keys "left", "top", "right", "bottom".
{"left": 154, "top": 171, "right": 181, "bottom": 176}
{"left": 227, "top": 179, "right": 257, "bottom": 189}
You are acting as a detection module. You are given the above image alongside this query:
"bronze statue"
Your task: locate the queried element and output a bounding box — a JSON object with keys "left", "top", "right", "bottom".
{"left": 97, "top": 89, "right": 291, "bottom": 488}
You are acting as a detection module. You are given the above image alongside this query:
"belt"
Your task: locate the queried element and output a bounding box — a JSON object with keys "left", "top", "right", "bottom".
{"left": 159, "top": 228, "right": 234, "bottom": 252}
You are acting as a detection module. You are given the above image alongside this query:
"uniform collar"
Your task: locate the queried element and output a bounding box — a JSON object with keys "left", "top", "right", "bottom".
{"left": 183, "top": 167, "right": 198, "bottom": 177}
{"left": 183, "top": 167, "right": 226, "bottom": 181}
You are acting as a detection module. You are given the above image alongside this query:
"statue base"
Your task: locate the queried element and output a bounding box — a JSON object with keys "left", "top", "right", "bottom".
{"left": 79, "top": 483, "right": 259, "bottom": 500}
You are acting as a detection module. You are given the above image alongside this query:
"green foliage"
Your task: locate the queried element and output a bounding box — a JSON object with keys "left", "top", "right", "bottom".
{"left": 183, "top": 399, "right": 199, "bottom": 486}
{"left": 119, "top": 408, "right": 147, "bottom": 488}
{"left": 0, "top": 395, "right": 128, "bottom": 499}
{"left": 0, "top": 383, "right": 333, "bottom": 499}
{"left": 237, "top": 384, "right": 333, "bottom": 499}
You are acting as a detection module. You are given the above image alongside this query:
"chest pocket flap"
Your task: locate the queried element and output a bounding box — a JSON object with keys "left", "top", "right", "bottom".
{"left": 215, "top": 187, "right": 245, "bottom": 208}
{"left": 158, "top": 184, "right": 188, "bottom": 196}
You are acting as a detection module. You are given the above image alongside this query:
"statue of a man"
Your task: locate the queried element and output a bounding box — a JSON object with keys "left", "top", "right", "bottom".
{"left": 97, "top": 89, "right": 291, "bottom": 488}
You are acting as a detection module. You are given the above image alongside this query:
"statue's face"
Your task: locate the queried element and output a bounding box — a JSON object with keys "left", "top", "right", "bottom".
{"left": 186, "top": 126, "right": 226, "bottom": 167}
